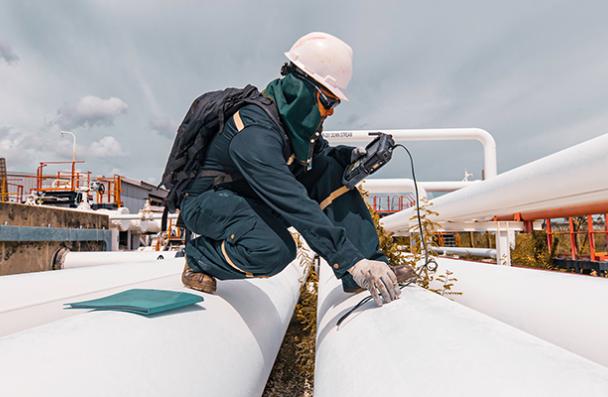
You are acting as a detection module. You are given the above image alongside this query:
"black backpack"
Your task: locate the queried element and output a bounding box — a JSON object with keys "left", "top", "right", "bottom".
{"left": 158, "top": 85, "right": 288, "bottom": 226}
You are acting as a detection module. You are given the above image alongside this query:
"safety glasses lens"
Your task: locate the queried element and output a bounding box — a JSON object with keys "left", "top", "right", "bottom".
{"left": 318, "top": 89, "right": 340, "bottom": 110}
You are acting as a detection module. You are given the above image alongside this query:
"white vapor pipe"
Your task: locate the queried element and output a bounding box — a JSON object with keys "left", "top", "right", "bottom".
{"left": 0, "top": 259, "right": 305, "bottom": 397}
{"left": 381, "top": 133, "right": 608, "bottom": 231}
{"left": 315, "top": 262, "right": 608, "bottom": 396}
{"left": 60, "top": 250, "right": 179, "bottom": 269}
{"left": 360, "top": 179, "right": 478, "bottom": 196}
{"left": 323, "top": 128, "right": 497, "bottom": 179}
{"left": 430, "top": 246, "right": 496, "bottom": 258}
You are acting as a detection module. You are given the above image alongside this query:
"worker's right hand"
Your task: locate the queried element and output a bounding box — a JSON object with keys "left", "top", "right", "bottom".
{"left": 347, "top": 259, "right": 400, "bottom": 306}
{"left": 350, "top": 146, "right": 367, "bottom": 162}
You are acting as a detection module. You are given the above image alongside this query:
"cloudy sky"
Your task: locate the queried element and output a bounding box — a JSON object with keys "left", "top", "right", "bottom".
{"left": 1, "top": 0, "right": 607, "bottom": 184}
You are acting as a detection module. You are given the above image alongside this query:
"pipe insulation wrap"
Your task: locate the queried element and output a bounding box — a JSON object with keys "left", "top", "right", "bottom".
{"left": 315, "top": 262, "right": 608, "bottom": 396}
{"left": 0, "top": 259, "right": 186, "bottom": 336}
{"left": 429, "top": 258, "right": 608, "bottom": 367}
{"left": 381, "top": 133, "right": 608, "bottom": 231}
{"left": 0, "top": 260, "right": 305, "bottom": 397}
{"left": 61, "top": 250, "right": 179, "bottom": 269}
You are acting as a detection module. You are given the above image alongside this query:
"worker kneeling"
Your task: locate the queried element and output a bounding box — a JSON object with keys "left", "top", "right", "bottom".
{"left": 164, "top": 32, "right": 415, "bottom": 306}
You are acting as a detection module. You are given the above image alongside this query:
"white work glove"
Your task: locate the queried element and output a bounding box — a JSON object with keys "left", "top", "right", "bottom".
{"left": 347, "top": 259, "right": 401, "bottom": 306}
{"left": 350, "top": 146, "right": 367, "bottom": 162}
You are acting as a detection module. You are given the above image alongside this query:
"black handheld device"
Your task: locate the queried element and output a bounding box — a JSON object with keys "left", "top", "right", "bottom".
{"left": 342, "top": 132, "right": 395, "bottom": 189}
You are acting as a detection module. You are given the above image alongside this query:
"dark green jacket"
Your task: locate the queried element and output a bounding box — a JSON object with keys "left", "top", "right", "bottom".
{"left": 187, "top": 104, "right": 364, "bottom": 276}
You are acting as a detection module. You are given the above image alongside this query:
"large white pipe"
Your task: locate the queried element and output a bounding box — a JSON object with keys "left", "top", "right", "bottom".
{"left": 381, "top": 133, "right": 608, "bottom": 232}
{"left": 324, "top": 128, "right": 497, "bottom": 179}
{"left": 315, "top": 263, "right": 608, "bottom": 396}
{"left": 0, "top": 260, "right": 305, "bottom": 397}
{"left": 61, "top": 250, "right": 179, "bottom": 269}
{"left": 430, "top": 257, "right": 608, "bottom": 367}
{"left": 0, "top": 259, "right": 186, "bottom": 336}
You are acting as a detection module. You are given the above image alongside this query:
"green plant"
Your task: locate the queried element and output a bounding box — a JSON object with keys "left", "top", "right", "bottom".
{"left": 359, "top": 188, "right": 460, "bottom": 297}
{"left": 510, "top": 231, "right": 553, "bottom": 268}
{"left": 263, "top": 234, "right": 317, "bottom": 397}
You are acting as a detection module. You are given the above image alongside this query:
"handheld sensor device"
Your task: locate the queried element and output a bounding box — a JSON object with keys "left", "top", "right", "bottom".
{"left": 342, "top": 132, "right": 395, "bottom": 189}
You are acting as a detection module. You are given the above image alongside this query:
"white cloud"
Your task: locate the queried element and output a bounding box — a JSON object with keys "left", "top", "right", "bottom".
{"left": 0, "top": 125, "right": 72, "bottom": 170}
{"left": 86, "top": 136, "right": 125, "bottom": 157}
{"left": 149, "top": 117, "right": 177, "bottom": 138}
{"left": 55, "top": 96, "right": 128, "bottom": 129}
{"left": 0, "top": 40, "right": 18, "bottom": 64}
{"left": 2, "top": 1, "right": 607, "bottom": 181}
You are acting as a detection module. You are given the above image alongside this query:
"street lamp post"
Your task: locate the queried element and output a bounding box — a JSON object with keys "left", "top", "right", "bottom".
{"left": 60, "top": 130, "right": 77, "bottom": 190}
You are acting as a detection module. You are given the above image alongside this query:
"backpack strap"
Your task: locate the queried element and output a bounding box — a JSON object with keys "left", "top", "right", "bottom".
{"left": 233, "top": 108, "right": 293, "bottom": 166}
{"left": 233, "top": 110, "right": 245, "bottom": 131}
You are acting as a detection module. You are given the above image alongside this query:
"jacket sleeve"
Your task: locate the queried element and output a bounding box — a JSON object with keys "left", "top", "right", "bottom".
{"left": 314, "top": 136, "right": 356, "bottom": 167}
{"left": 229, "top": 125, "right": 365, "bottom": 276}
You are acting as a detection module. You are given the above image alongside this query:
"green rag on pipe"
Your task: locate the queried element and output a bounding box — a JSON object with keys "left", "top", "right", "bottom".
{"left": 264, "top": 73, "right": 322, "bottom": 165}
{"left": 65, "top": 289, "right": 203, "bottom": 316}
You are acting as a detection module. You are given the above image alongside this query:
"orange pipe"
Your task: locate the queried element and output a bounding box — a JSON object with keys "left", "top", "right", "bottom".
{"left": 493, "top": 200, "right": 608, "bottom": 221}
{"left": 569, "top": 217, "right": 577, "bottom": 260}
{"left": 545, "top": 218, "right": 553, "bottom": 253}
{"left": 587, "top": 215, "right": 596, "bottom": 260}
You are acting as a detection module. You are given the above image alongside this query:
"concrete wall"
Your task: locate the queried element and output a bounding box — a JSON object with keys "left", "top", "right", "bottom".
{"left": 0, "top": 203, "right": 109, "bottom": 276}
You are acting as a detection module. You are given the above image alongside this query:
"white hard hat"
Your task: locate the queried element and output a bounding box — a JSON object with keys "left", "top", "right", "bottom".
{"left": 285, "top": 32, "right": 353, "bottom": 101}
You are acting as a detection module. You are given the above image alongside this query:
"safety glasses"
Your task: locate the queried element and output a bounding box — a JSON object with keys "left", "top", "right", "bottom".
{"left": 292, "top": 70, "right": 341, "bottom": 110}
{"left": 315, "top": 86, "right": 340, "bottom": 111}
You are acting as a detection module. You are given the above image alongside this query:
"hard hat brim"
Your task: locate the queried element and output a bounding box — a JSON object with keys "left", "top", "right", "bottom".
{"left": 284, "top": 53, "right": 349, "bottom": 102}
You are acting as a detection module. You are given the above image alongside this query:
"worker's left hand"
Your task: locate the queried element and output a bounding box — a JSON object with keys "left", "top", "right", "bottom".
{"left": 350, "top": 147, "right": 367, "bottom": 162}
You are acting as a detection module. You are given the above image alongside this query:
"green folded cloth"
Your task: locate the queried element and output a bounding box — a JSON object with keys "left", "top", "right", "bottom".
{"left": 65, "top": 289, "right": 203, "bottom": 316}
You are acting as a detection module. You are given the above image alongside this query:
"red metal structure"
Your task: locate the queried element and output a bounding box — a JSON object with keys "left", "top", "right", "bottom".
{"left": 95, "top": 175, "right": 122, "bottom": 207}
{"left": 370, "top": 194, "right": 415, "bottom": 215}
{"left": 544, "top": 215, "right": 607, "bottom": 261}
{"left": 36, "top": 160, "right": 88, "bottom": 193}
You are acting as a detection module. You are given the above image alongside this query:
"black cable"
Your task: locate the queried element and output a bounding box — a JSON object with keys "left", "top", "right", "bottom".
{"left": 336, "top": 143, "right": 438, "bottom": 328}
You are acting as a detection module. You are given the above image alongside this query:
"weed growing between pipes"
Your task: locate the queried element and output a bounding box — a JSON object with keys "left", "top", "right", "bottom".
{"left": 361, "top": 188, "right": 461, "bottom": 297}
{"left": 511, "top": 231, "right": 554, "bottom": 269}
{"left": 263, "top": 236, "right": 317, "bottom": 397}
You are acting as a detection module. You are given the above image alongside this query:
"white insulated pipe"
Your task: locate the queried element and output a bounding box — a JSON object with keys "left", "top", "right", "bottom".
{"left": 429, "top": 258, "right": 608, "bottom": 367}
{"left": 0, "top": 259, "right": 305, "bottom": 397}
{"left": 109, "top": 213, "right": 179, "bottom": 220}
{"left": 381, "top": 133, "right": 608, "bottom": 231}
{"left": 0, "top": 259, "right": 186, "bottom": 336}
{"left": 430, "top": 246, "right": 496, "bottom": 258}
{"left": 324, "top": 128, "right": 497, "bottom": 179}
{"left": 61, "top": 250, "right": 179, "bottom": 269}
{"left": 360, "top": 179, "right": 477, "bottom": 196}
{"left": 360, "top": 178, "right": 427, "bottom": 198}
{"left": 315, "top": 262, "right": 608, "bottom": 396}
{"left": 419, "top": 180, "right": 479, "bottom": 192}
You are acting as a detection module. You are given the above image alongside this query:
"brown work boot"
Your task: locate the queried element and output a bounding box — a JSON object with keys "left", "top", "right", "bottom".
{"left": 343, "top": 263, "right": 418, "bottom": 293}
{"left": 181, "top": 260, "right": 216, "bottom": 294}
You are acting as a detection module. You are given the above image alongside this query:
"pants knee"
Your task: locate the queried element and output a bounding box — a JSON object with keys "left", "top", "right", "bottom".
{"left": 246, "top": 239, "right": 297, "bottom": 276}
